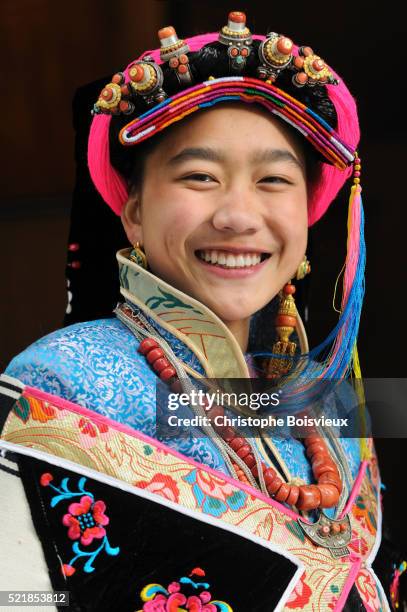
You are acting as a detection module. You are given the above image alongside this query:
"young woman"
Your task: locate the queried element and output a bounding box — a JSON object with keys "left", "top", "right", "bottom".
{"left": 0, "top": 12, "right": 400, "bottom": 611}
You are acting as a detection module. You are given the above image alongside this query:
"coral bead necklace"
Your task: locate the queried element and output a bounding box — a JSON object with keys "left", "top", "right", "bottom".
{"left": 137, "top": 336, "right": 343, "bottom": 513}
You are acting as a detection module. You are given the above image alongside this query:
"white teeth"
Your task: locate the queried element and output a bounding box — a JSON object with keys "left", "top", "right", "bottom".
{"left": 198, "top": 250, "right": 264, "bottom": 268}
{"left": 225, "top": 254, "right": 235, "bottom": 267}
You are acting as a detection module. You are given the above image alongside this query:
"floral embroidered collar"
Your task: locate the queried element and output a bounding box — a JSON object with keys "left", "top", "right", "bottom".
{"left": 117, "top": 248, "right": 250, "bottom": 379}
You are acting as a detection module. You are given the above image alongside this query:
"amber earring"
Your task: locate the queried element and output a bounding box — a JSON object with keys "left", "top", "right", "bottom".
{"left": 296, "top": 255, "right": 311, "bottom": 280}
{"left": 129, "top": 242, "right": 147, "bottom": 269}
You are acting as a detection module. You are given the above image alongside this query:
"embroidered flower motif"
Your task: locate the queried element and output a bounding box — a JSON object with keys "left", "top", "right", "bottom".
{"left": 40, "top": 472, "right": 54, "bottom": 486}
{"left": 285, "top": 574, "right": 312, "bottom": 609}
{"left": 13, "top": 395, "right": 68, "bottom": 424}
{"left": 143, "top": 593, "right": 186, "bottom": 611}
{"left": 29, "top": 397, "right": 57, "bottom": 422}
{"left": 62, "top": 564, "right": 76, "bottom": 577}
{"left": 136, "top": 473, "right": 180, "bottom": 503}
{"left": 139, "top": 568, "right": 232, "bottom": 611}
{"left": 41, "top": 473, "right": 120, "bottom": 574}
{"left": 355, "top": 569, "right": 381, "bottom": 611}
{"left": 327, "top": 594, "right": 338, "bottom": 610}
{"left": 353, "top": 494, "right": 377, "bottom": 535}
{"left": 78, "top": 417, "right": 109, "bottom": 436}
{"left": 348, "top": 529, "right": 369, "bottom": 558}
{"left": 183, "top": 469, "right": 247, "bottom": 517}
{"left": 62, "top": 495, "right": 109, "bottom": 546}
{"left": 254, "top": 511, "right": 274, "bottom": 540}
{"left": 77, "top": 417, "right": 110, "bottom": 448}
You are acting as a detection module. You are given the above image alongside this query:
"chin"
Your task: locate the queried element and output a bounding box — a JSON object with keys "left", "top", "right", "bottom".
{"left": 206, "top": 300, "right": 259, "bottom": 323}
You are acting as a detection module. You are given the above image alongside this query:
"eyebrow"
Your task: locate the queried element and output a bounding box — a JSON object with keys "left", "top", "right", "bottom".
{"left": 168, "top": 147, "right": 225, "bottom": 165}
{"left": 250, "top": 148, "right": 304, "bottom": 170}
{"left": 167, "top": 147, "right": 304, "bottom": 170}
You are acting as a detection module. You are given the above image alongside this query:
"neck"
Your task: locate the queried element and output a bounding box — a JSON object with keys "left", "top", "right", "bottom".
{"left": 223, "top": 318, "right": 250, "bottom": 353}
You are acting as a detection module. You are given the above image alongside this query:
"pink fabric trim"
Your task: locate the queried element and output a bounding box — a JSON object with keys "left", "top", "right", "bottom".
{"left": 24, "top": 385, "right": 301, "bottom": 521}
{"left": 333, "top": 559, "right": 362, "bottom": 612}
{"left": 339, "top": 460, "right": 368, "bottom": 519}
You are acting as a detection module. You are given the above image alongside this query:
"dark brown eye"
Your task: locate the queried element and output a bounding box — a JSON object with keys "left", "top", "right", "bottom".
{"left": 185, "top": 173, "right": 214, "bottom": 182}
{"left": 259, "top": 176, "right": 289, "bottom": 184}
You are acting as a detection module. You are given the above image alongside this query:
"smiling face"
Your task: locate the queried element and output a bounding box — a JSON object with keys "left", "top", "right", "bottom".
{"left": 121, "top": 104, "right": 308, "bottom": 349}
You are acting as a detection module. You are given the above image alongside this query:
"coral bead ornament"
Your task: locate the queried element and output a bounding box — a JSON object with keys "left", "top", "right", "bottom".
{"left": 293, "top": 72, "right": 309, "bottom": 87}
{"left": 127, "top": 60, "right": 167, "bottom": 105}
{"left": 158, "top": 26, "right": 193, "bottom": 85}
{"left": 298, "top": 485, "right": 321, "bottom": 511}
{"left": 158, "top": 25, "right": 193, "bottom": 84}
{"left": 111, "top": 72, "right": 125, "bottom": 85}
{"left": 159, "top": 366, "right": 177, "bottom": 382}
{"left": 101, "top": 87, "right": 114, "bottom": 102}
{"left": 219, "top": 10, "right": 252, "bottom": 72}
{"left": 277, "top": 37, "right": 293, "bottom": 55}
{"left": 94, "top": 82, "right": 122, "bottom": 114}
{"left": 229, "top": 11, "right": 246, "bottom": 23}
{"left": 146, "top": 347, "right": 164, "bottom": 363}
{"left": 129, "top": 64, "right": 145, "bottom": 83}
{"left": 138, "top": 338, "right": 159, "bottom": 354}
{"left": 258, "top": 33, "right": 294, "bottom": 82}
{"left": 312, "top": 58, "right": 325, "bottom": 72}
{"left": 158, "top": 26, "right": 176, "bottom": 40}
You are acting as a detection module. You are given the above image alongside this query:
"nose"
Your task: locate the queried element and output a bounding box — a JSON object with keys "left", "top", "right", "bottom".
{"left": 211, "top": 188, "right": 263, "bottom": 234}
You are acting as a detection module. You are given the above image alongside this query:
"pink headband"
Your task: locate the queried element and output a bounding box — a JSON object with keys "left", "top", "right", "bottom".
{"left": 88, "top": 32, "right": 360, "bottom": 226}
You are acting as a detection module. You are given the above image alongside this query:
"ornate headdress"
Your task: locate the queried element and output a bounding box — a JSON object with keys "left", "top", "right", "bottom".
{"left": 88, "top": 11, "right": 365, "bottom": 404}
{"left": 88, "top": 12, "right": 360, "bottom": 223}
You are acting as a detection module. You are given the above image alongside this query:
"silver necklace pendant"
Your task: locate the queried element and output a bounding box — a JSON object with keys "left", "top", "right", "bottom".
{"left": 298, "top": 511, "right": 351, "bottom": 558}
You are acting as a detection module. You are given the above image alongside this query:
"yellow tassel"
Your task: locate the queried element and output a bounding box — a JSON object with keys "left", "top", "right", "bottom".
{"left": 352, "top": 344, "right": 371, "bottom": 460}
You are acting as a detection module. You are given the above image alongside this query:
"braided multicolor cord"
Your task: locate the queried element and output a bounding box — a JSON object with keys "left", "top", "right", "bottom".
{"left": 120, "top": 77, "right": 355, "bottom": 169}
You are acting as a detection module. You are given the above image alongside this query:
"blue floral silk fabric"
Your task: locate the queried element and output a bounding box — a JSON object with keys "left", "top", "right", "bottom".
{"left": 5, "top": 318, "right": 361, "bottom": 485}
{"left": 5, "top": 319, "right": 228, "bottom": 474}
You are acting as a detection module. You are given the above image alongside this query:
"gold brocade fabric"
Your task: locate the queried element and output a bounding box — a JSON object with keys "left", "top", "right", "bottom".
{"left": 0, "top": 388, "right": 388, "bottom": 611}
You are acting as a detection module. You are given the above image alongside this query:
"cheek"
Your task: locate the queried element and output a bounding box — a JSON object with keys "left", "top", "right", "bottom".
{"left": 267, "top": 192, "right": 308, "bottom": 247}
{"left": 141, "top": 192, "right": 205, "bottom": 254}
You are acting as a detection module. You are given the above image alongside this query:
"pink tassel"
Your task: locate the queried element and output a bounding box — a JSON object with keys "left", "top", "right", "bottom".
{"left": 341, "top": 185, "right": 362, "bottom": 308}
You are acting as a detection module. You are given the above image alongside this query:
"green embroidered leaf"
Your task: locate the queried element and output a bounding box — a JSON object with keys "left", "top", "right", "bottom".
{"left": 145, "top": 296, "right": 165, "bottom": 309}
{"left": 285, "top": 519, "right": 306, "bottom": 543}
{"left": 13, "top": 397, "right": 30, "bottom": 423}
{"left": 145, "top": 287, "right": 203, "bottom": 314}
{"left": 143, "top": 445, "right": 153, "bottom": 456}
{"left": 208, "top": 498, "right": 223, "bottom": 509}
{"left": 119, "top": 265, "right": 132, "bottom": 290}
{"left": 368, "top": 511, "right": 377, "bottom": 530}
{"left": 330, "top": 584, "right": 339, "bottom": 594}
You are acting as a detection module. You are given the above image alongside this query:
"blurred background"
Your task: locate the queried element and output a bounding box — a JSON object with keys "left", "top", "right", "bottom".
{"left": 1, "top": 0, "right": 406, "bottom": 547}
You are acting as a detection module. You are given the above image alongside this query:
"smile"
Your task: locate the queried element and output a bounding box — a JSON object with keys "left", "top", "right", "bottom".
{"left": 196, "top": 249, "right": 270, "bottom": 269}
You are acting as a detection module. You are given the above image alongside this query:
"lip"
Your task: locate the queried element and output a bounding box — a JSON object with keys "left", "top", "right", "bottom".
{"left": 195, "top": 252, "right": 271, "bottom": 278}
